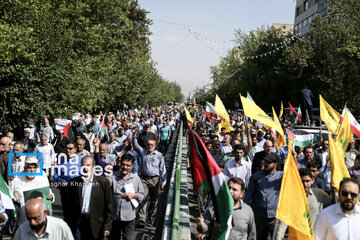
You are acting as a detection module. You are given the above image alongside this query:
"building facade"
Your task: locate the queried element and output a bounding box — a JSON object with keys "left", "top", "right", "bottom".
{"left": 294, "top": 0, "right": 328, "bottom": 37}
{"left": 272, "top": 24, "right": 294, "bottom": 36}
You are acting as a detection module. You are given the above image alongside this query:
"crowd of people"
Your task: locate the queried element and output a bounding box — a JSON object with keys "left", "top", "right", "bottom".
{"left": 0, "top": 106, "right": 180, "bottom": 239}
{"left": 0, "top": 103, "right": 359, "bottom": 240}
{"left": 187, "top": 107, "right": 360, "bottom": 239}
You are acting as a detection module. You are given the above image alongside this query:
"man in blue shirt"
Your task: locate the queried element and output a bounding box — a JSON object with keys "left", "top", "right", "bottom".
{"left": 244, "top": 153, "right": 283, "bottom": 240}
{"left": 132, "top": 127, "right": 166, "bottom": 227}
{"left": 158, "top": 121, "right": 171, "bottom": 154}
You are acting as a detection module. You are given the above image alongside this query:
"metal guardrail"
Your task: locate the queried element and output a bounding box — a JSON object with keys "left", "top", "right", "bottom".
{"left": 171, "top": 122, "right": 183, "bottom": 239}
{"left": 162, "top": 122, "right": 183, "bottom": 239}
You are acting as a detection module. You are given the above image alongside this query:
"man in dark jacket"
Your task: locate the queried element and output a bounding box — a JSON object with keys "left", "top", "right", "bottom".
{"left": 68, "top": 156, "right": 113, "bottom": 239}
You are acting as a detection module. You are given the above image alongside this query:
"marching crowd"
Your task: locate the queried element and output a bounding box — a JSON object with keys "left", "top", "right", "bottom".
{"left": 0, "top": 107, "right": 179, "bottom": 239}
{"left": 0, "top": 104, "right": 359, "bottom": 240}
{"left": 188, "top": 107, "right": 360, "bottom": 240}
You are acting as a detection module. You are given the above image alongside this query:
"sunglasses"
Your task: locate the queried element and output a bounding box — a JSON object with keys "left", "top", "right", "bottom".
{"left": 341, "top": 190, "right": 358, "bottom": 199}
{"left": 66, "top": 147, "right": 74, "bottom": 150}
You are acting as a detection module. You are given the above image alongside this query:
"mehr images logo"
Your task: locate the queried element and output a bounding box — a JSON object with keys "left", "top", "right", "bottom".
{"left": 8, "top": 151, "right": 113, "bottom": 178}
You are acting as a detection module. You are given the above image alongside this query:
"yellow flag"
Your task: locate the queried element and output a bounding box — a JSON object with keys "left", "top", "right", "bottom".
{"left": 240, "top": 95, "right": 284, "bottom": 135}
{"left": 319, "top": 95, "right": 341, "bottom": 134}
{"left": 328, "top": 133, "right": 350, "bottom": 191}
{"left": 214, "top": 94, "right": 230, "bottom": 121}
{"left": 214, "top": 94, "right": 233, "bottom": 132}
{"left": 193, "top": 97, "right": 196, "bottom": 106}
{"left": 272, "top": 107, "right": 285, "bottom": 149}
{"left": 279, "top": 101, "right": 284, "bottom": 118}
{"left": 335, "top": 111, "right": 354, "bottom": 152}
{"left": 184, "top": 106, "right": 194, "bottom": 126}
{"left": 276, "top": 140, "right": 314, "bottom": 240}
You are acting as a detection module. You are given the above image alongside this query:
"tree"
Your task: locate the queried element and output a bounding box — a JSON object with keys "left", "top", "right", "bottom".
{"left": 0, "top": 0, "right": 183, "bottom": 130}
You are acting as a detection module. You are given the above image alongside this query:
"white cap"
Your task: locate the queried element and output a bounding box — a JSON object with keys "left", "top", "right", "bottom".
{"left": 25, "top": 157, "right": 38, "bottom": 165}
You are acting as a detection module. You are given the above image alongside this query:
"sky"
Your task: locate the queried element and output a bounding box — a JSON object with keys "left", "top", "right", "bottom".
{"left": 138, "top": 0, "right": 296, "bottom": 97}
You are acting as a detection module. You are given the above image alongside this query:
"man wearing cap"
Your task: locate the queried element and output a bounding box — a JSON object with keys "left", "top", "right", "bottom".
{"left": 21, "top": 128, "right": 36, "bottom": 152}
{"left": 9, "top": 156, "right": 54, "bottom": 226}
{"left": 138, "top": 124, "right": 157, "bottom": 149}
{"left": 244, "top": 152, "right": 283, "bottom": 240}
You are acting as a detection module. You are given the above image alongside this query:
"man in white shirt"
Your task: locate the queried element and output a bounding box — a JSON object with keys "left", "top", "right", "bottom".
{"left": 10, "top": 142, "right": 26, "bottom": 180}
{"left": 314, "top": 178, "right": 360, "bottom": 239}
{"left": 39, "top": 118, "right": 54, "bottom": 143}
{"left": 223, "top": 144, "right": 252, "bottom": 186}
{"left": 9, "top": 157, "right": 54, "bottom": 226}
{"left": 34, "top": 134, "right": 56, "bottom": 173}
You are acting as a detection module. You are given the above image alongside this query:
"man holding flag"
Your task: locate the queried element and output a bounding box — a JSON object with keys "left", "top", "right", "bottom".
{"left": 197, "top": 177, "right": 256, "bottom": 239}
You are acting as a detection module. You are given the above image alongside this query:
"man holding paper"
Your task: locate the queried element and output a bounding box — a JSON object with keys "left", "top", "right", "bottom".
{"left": 108, "top": 153, "right": 144, "bottom": 240}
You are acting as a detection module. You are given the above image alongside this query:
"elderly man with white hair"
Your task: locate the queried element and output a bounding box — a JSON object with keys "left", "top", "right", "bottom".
{"left": 9, "top": 156, "right": 54, "bottom": 226}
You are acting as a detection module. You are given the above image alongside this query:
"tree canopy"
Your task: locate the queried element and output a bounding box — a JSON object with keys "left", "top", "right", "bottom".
{"left": 0, "top": 0, "right": 183, "bottom": 130}
{"left": 208, "top": 0, "right": 360, "bottom": 116}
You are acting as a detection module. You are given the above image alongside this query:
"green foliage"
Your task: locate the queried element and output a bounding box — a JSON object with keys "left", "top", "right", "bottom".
{"left": 210, "top": 0, "right": 360, "bottom": 116}
{"left": 0, "top": 0, "right": 183, "bottom": 130}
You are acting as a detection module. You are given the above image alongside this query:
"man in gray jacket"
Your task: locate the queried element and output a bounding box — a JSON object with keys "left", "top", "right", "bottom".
{"left": 197, "top": 177, "right": 256, "bottom": 239}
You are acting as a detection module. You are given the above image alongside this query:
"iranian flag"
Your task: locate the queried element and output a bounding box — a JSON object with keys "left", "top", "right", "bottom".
{"left": 288, "top": 130, "right": 314, "bottom": 147}
{"left": 340, "top": 103, "right": 360, "bottom": 139}
{"left": 205, "top": 102, "right": 218, "bottom": 118}
{"left": 189, "top": 127, "right": 233, "bottom": 239}
{"left": 296, "top": 105, "right": 302, "bottom": 123}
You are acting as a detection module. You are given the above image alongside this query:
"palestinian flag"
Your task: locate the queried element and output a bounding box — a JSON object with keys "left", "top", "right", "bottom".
{"left": 340, "top": 103, "right": 360, "bottom": 139}
{"left": 123, "top": 101, "right": 128, "bottom": 109}
{"left": 100, "top": 115, "right": 109, "bottom": 141}
{"left": 205, "top": 102, "right": 218, "bottom": 118}
{"left": 296, "top": 105, "right": 302, "bottom": 123}
{"left": 134, "top": 108, "right": 141, "bottom": 116}
{"left": 55, "top": 119, "right": 72, "bottom": 138}
{"left": 189, "top": 127, "right": 234, "bottom": 240}
{"left": 246, "top": 91, "right": 255, "bottom": 103}
{"left": 117, "top": 110, "right": 121, "bottom": 117}
{"left": 288, "top": 102, "right": 296, "bottom": 123}
{"left": 288, "top": 130, "right": 314, "bottom": 147}
{"left": 0, "top": 173, "right": 15, "bottom": 212}
{"left": 205, "top": 116, "right": 213, "bottom": 129}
